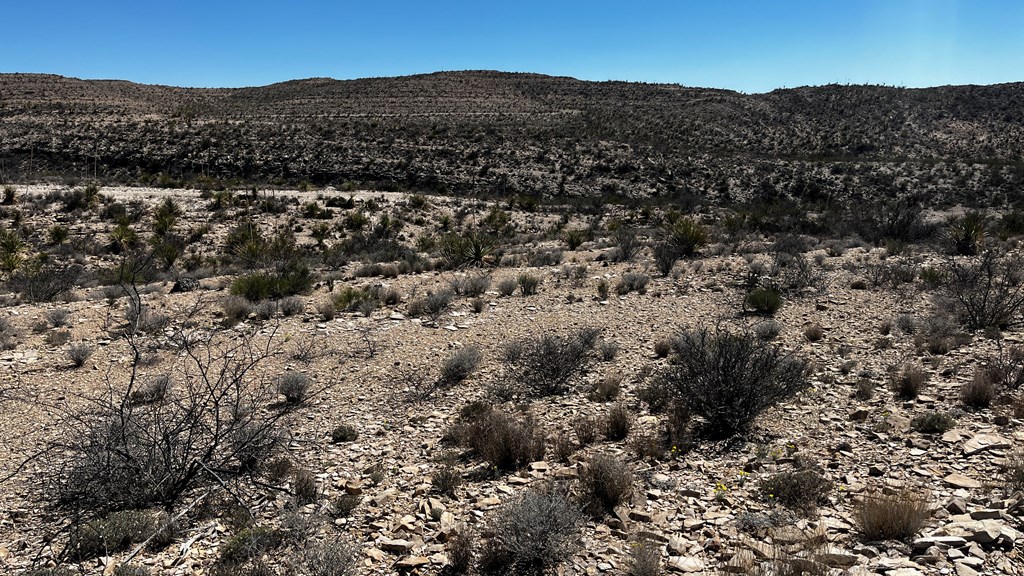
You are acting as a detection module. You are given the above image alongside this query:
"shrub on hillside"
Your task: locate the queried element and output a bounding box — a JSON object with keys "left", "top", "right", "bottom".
{"left": 500, "top": 328, "right": 599, "bottom": 397}
{"left": 479, "top": 489, "right": 582, "bottom": 575}
{"left": 660, "top": 327, "right": 810, "bottom": 437}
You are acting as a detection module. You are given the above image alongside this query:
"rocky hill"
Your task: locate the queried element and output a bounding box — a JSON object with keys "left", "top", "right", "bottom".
{"left": 2, "top": 71, "right": 1023, "bottom": 205}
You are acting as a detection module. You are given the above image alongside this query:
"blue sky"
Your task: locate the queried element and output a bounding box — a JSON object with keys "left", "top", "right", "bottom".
{"left": 4, "top": 0, "right": 1022, "bottom": 92}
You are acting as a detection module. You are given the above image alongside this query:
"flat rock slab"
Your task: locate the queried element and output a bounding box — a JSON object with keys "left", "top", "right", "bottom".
{"left": 944, "top": 473, "right": 983, "bottom": 489}
{"left": 963, "top": 434, "right": 1011, "bottom": 456}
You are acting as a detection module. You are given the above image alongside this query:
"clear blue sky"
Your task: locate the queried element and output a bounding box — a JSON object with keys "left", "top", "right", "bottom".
{"left": 4, "top": 0, "right": 1022, "bottom": 92}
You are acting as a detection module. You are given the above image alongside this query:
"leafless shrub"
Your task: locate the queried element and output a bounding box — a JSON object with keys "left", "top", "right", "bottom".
{"left": 129, "top": 374, "right": 171, "bottom": 405}
{"left": 942, "top": 249, "right": 1024, "bottom": 329}
{"left": 500, "top": 327, "right": 599, "bottom": 397}
{"left": 589, "top": 372, "right": 622, "bottom": 402}
{"left": 438, "top": 346, "right": 483, "bottom": 388}
{"left": 53, "top": 326, "right": 289, "bottom": 513}
{"left": 628, "top": 538, "right": 662, "bottom": 576}
{"left": 479, "top": 488, "right": 582, "bottom": 575}
{"left": 448, "top": 406, "right": 545, "bottom": 472}
{"left": 661, "top": 327, "right": 810, "bottom": 437}
{"left": 279, "top": 296, "right": 305, "bottom": 317}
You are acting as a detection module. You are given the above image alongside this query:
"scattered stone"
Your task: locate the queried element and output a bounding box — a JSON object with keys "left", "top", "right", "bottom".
{"left": 944, "top": 473, "right": 983, "bottom": 489}
{"left": 963, "top": 433, "right": 1011, "bottom": 456}
{"left": 380, "top": 538, "right": 413, "bottom": 553}
{"left": 396, "top": 556, "right": 430, "bottom": 570}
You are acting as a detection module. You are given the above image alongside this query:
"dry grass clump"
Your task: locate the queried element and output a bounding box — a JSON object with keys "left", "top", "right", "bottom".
{"left": 961, "top": 370, "right": 997, "bottom": 408}
{"left": 278, "top": 371, "right": 310, "bottom": 404}
{"left": 889, "top": 364, "right": 928, "bottom": 399}
{"left": 447, "top": 405, "right": 545, "bottom": 472}
{"left": 578, "top": 454, "right": 634, "bottom": 515}
{"left": 910, "top": 411, "right": 956, "bottom": 434}
{"left": 500, "top": 327, "right": 599, "bottom": 397}
{"left": 68, "top": 342, "right": 93, "bottom": 368}
{"left": 855, "top": 488, "right": 930, "bottom": 541}
{"left": 604, "top": 403, "right": 634, "bottom": 440}
{"left": 589, "top": 372, "right": 622, "bottom": 402}
{"left": 295, "top": 540, "right": 358, "bottom": 576}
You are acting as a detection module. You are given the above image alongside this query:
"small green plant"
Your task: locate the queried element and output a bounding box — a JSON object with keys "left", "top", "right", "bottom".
{"left": 517, "top": 273, "right": 541, "bottom": 296}
{"left": 910, "top": 411, "right": 956, "bottom": 434}
{"left": 331, "top": 424, "right": 359, "bottom": 443}
{"left": 745, "top": 287, "right": 783, "bottom": 315}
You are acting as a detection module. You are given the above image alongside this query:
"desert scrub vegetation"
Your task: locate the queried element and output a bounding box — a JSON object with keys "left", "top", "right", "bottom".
{"left": 758, "top": 468, "right": 832, "bottom": 513}
{"left": 578, "top": 453, "right": 634, "bottom": 515}
{"left": 658, "top": 327, "right": 810, "bottom": 437}
{"left": 51, "top": 324, "right": 295, "bottom": 513}
{"left": 446, "top": 404, "right": 545, "bottom": 472}
{"left": 941, "top": 249, "right": 1024, "bottom": 329}
{"left": 479, "top": 488, "right": 582, "bottom": 575}
{"left": 499, "top": 327, "right": 599, "bottom": 397}
{"left": 855, "top": 488, "right": 930, "bottom": 541}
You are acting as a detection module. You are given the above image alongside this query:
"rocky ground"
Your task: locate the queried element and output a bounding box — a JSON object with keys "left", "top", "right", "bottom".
{"left": 0, "top": 185, "right": 1021, "bottom": 575}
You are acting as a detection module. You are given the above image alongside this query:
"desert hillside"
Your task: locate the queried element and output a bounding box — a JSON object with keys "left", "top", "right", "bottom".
{"left": 2, "top": 72, "right": 1023, "bottom": 206}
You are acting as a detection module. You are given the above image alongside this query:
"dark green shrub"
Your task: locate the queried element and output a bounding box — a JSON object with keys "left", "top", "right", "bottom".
{"left": 661, "top": 327, "right": 810, "bottom": 437}
{"left": 759, "top": 469, "right": 832, "bottom": 513}
{"left": 745, "top": 288, "right": 783, "bottom": 315}
{"left": 331, "top": 424, "right": 359, "bottom": 443}
{"left": 910, "top": 411, "right": 956, "bottom": 434}
{"left": 230, "top": 262, "right": 312, "bottom": 301}
{"left": 219, "top": 526, "right": 284, "bottom": 564}
{"left": 68, "top": 510, "right": 156, "bottom": 560}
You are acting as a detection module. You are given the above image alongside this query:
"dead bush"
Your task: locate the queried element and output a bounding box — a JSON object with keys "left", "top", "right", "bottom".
{"left": 278, "top": 371, "right": 311, "bottom": 404}
{"left": 296, "top": 540, "right": 358, "bottom": 576}
{"left": 479, "top": 488, "right": 582, "bottom": 575}
{"left": 589, "top": 372, "right": 622, "bottom": 402}
{"left": 292, "top": 468, "right": 318, "bottom": 504}
{"left": 573, "top": 415, "right": 599, "bottom": 446}
{"left": 500, "top": 327, "right": 599, "bottom": 397}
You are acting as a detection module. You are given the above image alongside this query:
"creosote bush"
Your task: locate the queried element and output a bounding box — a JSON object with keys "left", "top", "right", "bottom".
{"left": 855, "top": 489, "right": 930, "bottom": 541}
{"left": 660, "top": 327, "right": 810, "bottom": 437}
{"left": 479, "top": 488, "right": 582, "bottom": 575}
